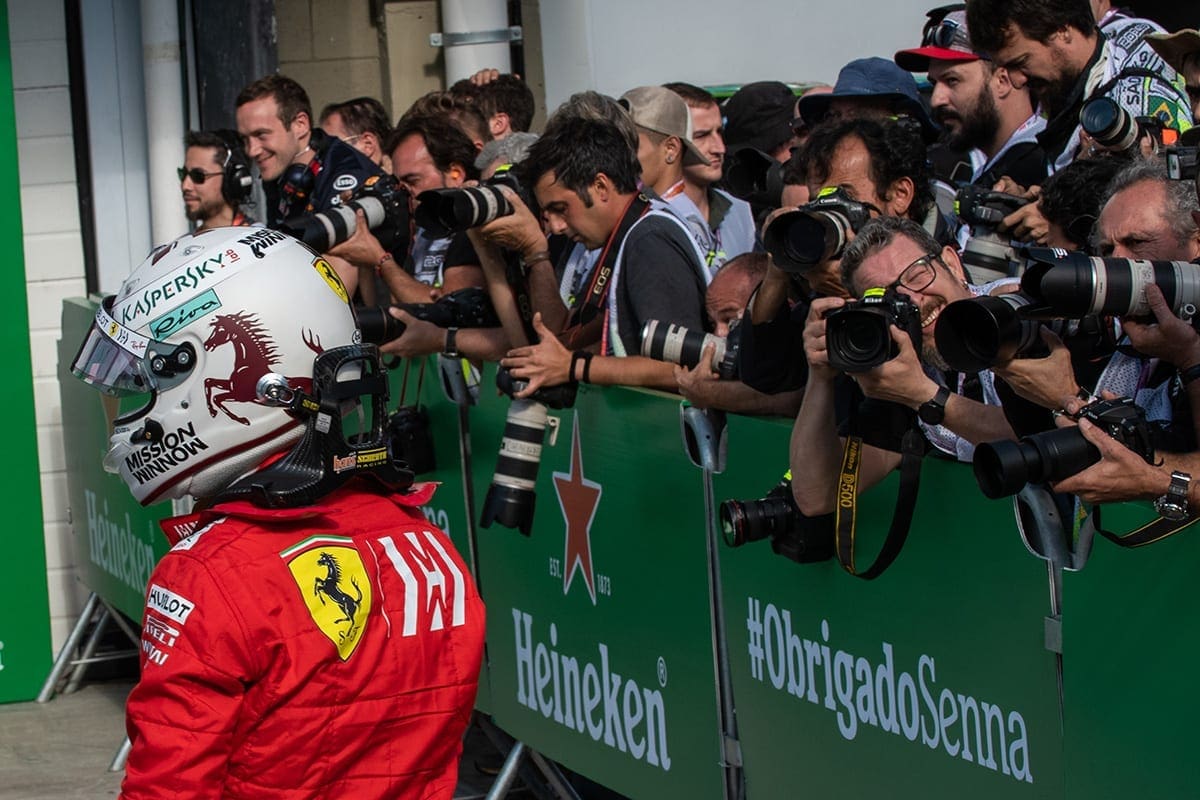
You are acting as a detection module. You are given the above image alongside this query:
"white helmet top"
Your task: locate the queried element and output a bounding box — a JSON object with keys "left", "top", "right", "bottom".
{"left": 71, "top": 226, "right": 359, "bottom": 505}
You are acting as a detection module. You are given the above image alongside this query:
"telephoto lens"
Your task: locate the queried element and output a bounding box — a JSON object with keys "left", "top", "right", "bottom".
{"left": 1079, "top": 97, "right": 1140, "bottom": 153}
{"left": 480, "top": 392, "right": 551, "bottom": 536}
{"left": 415, "top": 186, "right": 513, "bottom": 237}
{"left": 973, "top": 397, "right": 1154, "bottom": 498}
{"left": 935, "top": 294, "right": 1044, "bottom": 371}
{"left": 762, "top": 207, "right": 853, "bottom": 273}
{"left": 720, "top": 491, "right": 798, "bottom": 547}
{"left": 355, "top": 305, "right": 407, "bottom": 344}
{"left": 640, "top": 320, "right": 730, "bottom": 374}
{"left": 291, "top": 196, "right": 386, "bottom": 252}
{"left": 1019, "top": 248, "right": 1200, "bottom": 319}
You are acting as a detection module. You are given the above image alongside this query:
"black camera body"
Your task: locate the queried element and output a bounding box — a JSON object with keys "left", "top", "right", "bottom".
{"left": 954, "top": 184, "right": 1028, "bottom": 282}
{"left": 282, "top": 172, "right": 412, "bottom": 254}
{"left": 825, "top": 288, "right": 923, "bottom": 373}
{"left": 762, "top": 188, "right": 875, "bottom": 273}
{"left": 973, "top": 397, "right": 1155, "bottom": 499}
{"left": 720, "top": 476, "right": 834, "bottom": 564}
{"left": 356, "top": 286, "right": 501, "bottom": 345}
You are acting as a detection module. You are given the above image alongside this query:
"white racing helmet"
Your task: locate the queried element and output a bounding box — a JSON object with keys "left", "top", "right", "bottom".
{"left": 71, "top": 227, "right": 358, "bottom": 505}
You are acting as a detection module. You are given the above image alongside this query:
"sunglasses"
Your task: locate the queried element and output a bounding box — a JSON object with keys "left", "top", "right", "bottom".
{"left": 177, "top": 167, "right": 224, "bottom": 184}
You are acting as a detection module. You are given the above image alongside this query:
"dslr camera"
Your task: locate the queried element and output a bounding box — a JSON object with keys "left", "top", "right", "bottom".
{"left": 414, "top": 168, "right": 523, "bottom": 237}
{"left": 355, "top": 286, "right": 501, "bottom": 345}
{"left": 281, "top": 173, "right": 411, "bottom": 254}
{"left": 825, "top": 287, "right": 923, "bottom": 373}
{"left": 973, "top": 397, "right": 1155, "bottom": 499}
{"left": 954, "top": 184, "right": 1029, "bottom": 283}
{"left": 720, "top": 475, "right": 834, "bottom": 564}
{"left": 762, "top": 187, "right": 875, "bottom": 273}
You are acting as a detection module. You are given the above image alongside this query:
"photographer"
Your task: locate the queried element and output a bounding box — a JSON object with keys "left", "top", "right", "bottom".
{"left": 674, "top": 253, "right": 805, "bottom": 415}
{"left": 741, "top": 115, "right": 946, "bottom": 395}
{"left": 791, "top": 217, "right": 1016, "bottom": 515}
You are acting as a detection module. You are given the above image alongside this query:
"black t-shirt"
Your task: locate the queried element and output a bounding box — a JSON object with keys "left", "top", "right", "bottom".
{"left": 613, "top": 214, "right": 708, "bottom": 356}
{"left": 738, "top": 289, "right": 811, "bottom": 395}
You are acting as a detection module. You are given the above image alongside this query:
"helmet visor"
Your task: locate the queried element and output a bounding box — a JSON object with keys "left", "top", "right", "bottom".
{"left": 71, "top": 296, "right": 195, "bottom": 397}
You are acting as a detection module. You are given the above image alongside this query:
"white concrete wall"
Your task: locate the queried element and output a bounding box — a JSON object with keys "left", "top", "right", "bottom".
{"left": 538, "top": 0, "right": 939, "bottom": 110}
{"left": 9, "top": 0, "right": 88, "bottom": 652}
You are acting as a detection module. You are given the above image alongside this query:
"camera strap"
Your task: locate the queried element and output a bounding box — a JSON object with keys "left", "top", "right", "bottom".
{"left": 1083, "top": 504, "right": 1200, "bottom": 548}
{"left": 834, "top": 427, "right": 925, "bottom": 579}
{"left": 398, "top": 355, "right": 427, "bottom": 410}
{"left": 565, "top": 194, "right": 651, "bottom": 333}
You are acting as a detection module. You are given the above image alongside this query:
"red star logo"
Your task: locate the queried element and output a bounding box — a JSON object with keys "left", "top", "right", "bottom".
{"left": 554, "top": 413, "right": 602, "bottom": 603}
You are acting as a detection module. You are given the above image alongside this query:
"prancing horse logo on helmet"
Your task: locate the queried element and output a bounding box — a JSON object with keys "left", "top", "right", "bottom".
{"left": 203, "top": 312, "right": 322, "bottom": 425}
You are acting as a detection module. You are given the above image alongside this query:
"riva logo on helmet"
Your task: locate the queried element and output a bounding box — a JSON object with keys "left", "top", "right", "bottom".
{"left": 237, "top": 228, "right": 290, "bottom": 259}
{"left": 333, "top": 174, "right": 358, "bottom": 192}
{"left": 117, "top": 253, "right": 231, "bottom": 325}
{"left": 203, "top": 312, "right": 324, "bottom": 425}
{"left": 150, "top": 289, "right": 222, "bottom": 339}
{"left": 123, "top": 421, "right": 210, "bottom": 485}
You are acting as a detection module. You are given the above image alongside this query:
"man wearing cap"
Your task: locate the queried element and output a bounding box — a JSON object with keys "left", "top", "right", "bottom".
{"left": 1148, "top": 28, "right": 1200, "bottom": 119}
{"left": 967, "top": 0, "right": 1192, "bottom": 173}
{"left": 663, "top": 82, "right": 759, "bottom": 271}
{"left": 797, "top": 57, "right": 941, "bottom": 143}
{"left": 896, "top": 9, "right": 1046, "bottom": 190}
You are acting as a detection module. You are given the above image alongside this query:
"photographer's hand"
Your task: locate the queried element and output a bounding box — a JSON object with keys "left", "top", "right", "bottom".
{"left": 378, "top": 310, "right": 446, "bottom": 359}
{"left": 475, "top": 187, "right": 549, "bottom": 258}
{"left": 997, "top": 187, "right": 1049, "bottom": 244}
{"left": 853, "top": 325, "right": 938, "bottom": 406}
{"left": 327, "top": 209, "right": 387, "bottom": 268}
{"left": 501, "top": 312, "right": 572, "bottom": 397}
{"left": 674, "top": 342, "right": 720, "bottom": 406}
{"left": 1051, "top": 417, "right": 1170, "bottom": 503}
{"left": 1122, "top": 284, "right": 1200, "bottom": 369}
{"left": 803, "top": 296, "right": 847, "bottom": 382}
{"left": 992, "top": 328, "right": 1083, "bottom": 410}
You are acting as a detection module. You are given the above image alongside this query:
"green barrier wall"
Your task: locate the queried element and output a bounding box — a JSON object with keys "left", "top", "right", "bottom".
{"left": 469, "top": 368, "right": 727, "bottom": 798}
{"left": 1061, "top": 503, "right": 1200, "bottom": 799}
{"left": 0, "top": 2, "right": 53, "bottom": 704}
{"left": 714, "top": 413, "right": 1064, "bottom": 799}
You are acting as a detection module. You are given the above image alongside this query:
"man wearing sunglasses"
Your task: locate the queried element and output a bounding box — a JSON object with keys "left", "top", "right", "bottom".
{"left": 966, "top": 0, "right": 1192, "bottom": 173}
{"left": 895, "top": 8, "right": 1046, "bottom": 191}
{"left": 179, "top": 131, "right": 253, "bottom": 232}
{"left": 791, "top": 216, "right": 1017, "bottom": 515}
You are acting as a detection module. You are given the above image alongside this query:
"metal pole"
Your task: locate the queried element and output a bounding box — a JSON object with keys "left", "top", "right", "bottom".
{"left": 63, "top": 606, "right": 111, "bottom": 695}
{"left": 37, "top": 592, "right": 100, "bottom": 703}
{"left": 527, "top": 749, "right": 582, "bottom": 800}
{"left": 109, "top": 735, "right": 132, "bottom": 772}
{"left": 483, "top": 741, "right": 526, "bottom": 800}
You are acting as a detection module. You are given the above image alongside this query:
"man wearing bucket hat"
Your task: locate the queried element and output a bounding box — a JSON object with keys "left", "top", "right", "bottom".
{"left": 797, "top": 57, "right": 941, "bottom": 143}
{"left": 895, "top": 7, "right": 1046, "bottom": 190}
{"left": 1147, "top": 27, "right": 1200, "bottom": 119}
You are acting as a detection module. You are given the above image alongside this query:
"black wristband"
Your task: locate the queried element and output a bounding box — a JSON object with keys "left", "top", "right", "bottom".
{"left": 569, "top": 351, "right": 586, "bottom": 385}
{"left": 1181, "top": 364, "right": 1200, "bottom": 385}
{"left": 572, "top": 350, "right": 594, "bottom": 384}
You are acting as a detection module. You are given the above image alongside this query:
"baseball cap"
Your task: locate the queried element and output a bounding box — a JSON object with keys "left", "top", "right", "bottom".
{"left": 1146, "top": 28, "right": 1200, "bottom": 74}
{"left": 797, "top": 57, "right": 939, "bottom": 140}
{"left": 895, "top": 10, "right": 981, "bottom": 72}
{"left": 722, "top": 81, "right": 797, "bottom": 155}
{"left": 619, "top": 85, "right": 707, "bottom": 166}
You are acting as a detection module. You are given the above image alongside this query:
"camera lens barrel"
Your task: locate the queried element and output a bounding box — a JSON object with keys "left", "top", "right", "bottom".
{"left": 1021, "top": 249, "right": 1200, "bottom": 319}
{"left": 355, "top": 306, "right": 407, "bottom": 344}
{"left": 415, "top": 186, "right": 514, "bottom": 235}
{"left": 826, "top": 307, "right": 894, "bottom": 373}
{"left": 640, "top": 321, "right": 728, "bottom": 372}
{"left": 479, "top": 398, "right": 549, "bottom": 536}
{"left": 1079, "top": 97, "right": 1140, "bottom": 153}
{"left": 936, "top": 294, "right": 1041, "bottom": 371}
{"left": 973, "top": 427, "right": 1101, "bottom": 499}
{"left": 763, "top": 209, "right": 849, "bottom": 273}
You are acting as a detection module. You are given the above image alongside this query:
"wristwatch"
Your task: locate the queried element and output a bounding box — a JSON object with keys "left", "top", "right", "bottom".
{"left": 443, "top": 327, "right": 459, "bottom": 358}
{"left": 917, "top": 385, "right": 952, "bottom": 425}
{"left": 1154, "top": 471, "right": 1191, "bottom": 522}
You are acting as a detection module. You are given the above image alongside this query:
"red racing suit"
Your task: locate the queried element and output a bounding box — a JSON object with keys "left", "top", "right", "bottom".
{"left": 119, "top": 481, "right": 485, "bottom": 800}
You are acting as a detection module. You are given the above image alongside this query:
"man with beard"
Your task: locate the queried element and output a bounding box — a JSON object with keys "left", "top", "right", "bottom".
{"left": 966, "top": 0, "right": 1192, "bottom": 173}
{"left": 895, "top": 8, "right": 1045, "bottom": 189}
{"left": 790, "top": 216, "right": 1017, "bottom": 515}
{"left": 179, "top": 131, "right": 253, "bottom": 231}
